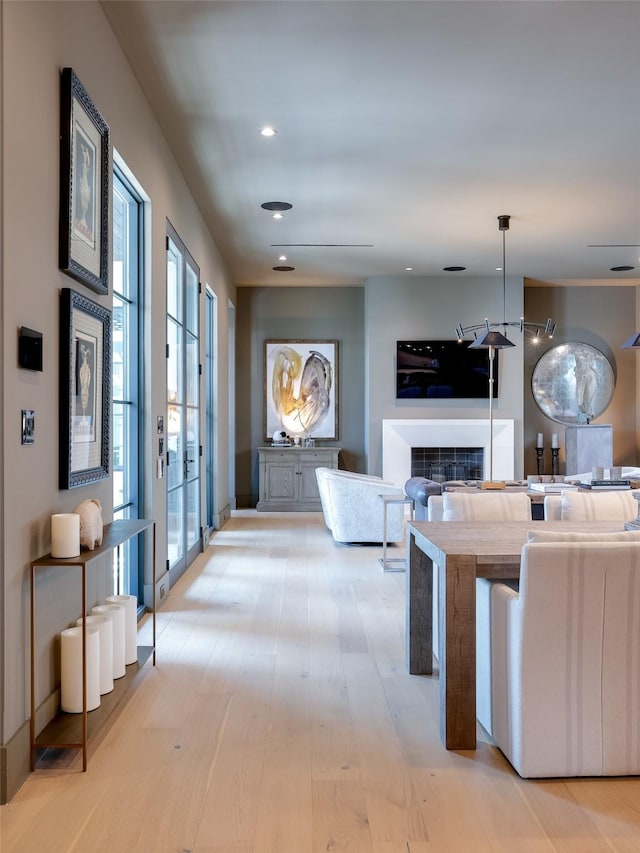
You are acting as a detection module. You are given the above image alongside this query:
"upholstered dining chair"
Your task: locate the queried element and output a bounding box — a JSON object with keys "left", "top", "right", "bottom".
{"left": 428, "top": 491, "right": 532, "bottom": 522}
{"left": 477, "top": 535, "right": 640, "bottom": 777}
{"left": 543, "top": 489, "right": 639, "bottom": 522}
{"left": 425, "top": 491, "right": 532, "bottom": 713}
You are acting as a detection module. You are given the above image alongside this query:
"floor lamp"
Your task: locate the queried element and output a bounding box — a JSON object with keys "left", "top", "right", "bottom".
{"left": 468, "top": 329, "right": 514, "bottom": 486}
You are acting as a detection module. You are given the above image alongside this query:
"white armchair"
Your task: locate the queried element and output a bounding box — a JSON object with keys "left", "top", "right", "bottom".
{"left": 478, "top": 537, "right": 640, "bottom": 777}
{"left": 315, "top": 468, "right": 406, "bottom": 543}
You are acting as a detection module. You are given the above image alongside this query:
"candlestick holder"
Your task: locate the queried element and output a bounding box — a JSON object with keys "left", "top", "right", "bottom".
{"left": 551, "top": 447, "right": 559, "bottom": 477}
{"left": 536, "top": 447, "right": 544, "bottom": 476}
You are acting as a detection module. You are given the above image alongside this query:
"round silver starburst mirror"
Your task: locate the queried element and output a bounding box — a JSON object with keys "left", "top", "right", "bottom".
{"left": 531, "top": 342, "right": 615, "bottom": 424}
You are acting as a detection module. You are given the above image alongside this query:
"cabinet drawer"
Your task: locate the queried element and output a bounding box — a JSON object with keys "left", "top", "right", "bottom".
{"left": 300, "top": 451, "right": 336, "bottom": 464}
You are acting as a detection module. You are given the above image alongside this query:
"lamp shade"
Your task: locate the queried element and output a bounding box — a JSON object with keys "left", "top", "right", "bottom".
{"left": 620, "top": 332, "right": 640, "bottom": 349}
{"left": 468, "top": 329, "right": 516, "bottom": 350}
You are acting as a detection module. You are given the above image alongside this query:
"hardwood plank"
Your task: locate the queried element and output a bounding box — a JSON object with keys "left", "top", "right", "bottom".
{"left": 312, "top": 780, "right": 373, "bottom": 851}
{"left": 3, "top": 510, "right": 639, "bottom": 853}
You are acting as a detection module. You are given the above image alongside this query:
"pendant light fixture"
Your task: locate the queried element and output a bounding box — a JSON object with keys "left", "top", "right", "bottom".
{"left": 620, "top": 331, "right": 640, "bottom": 349}
{"left": 455, "top": 215, "right": 556, "bottom": 484}
{"left": 455, "top": 215, "right": 556, "bottom": 347}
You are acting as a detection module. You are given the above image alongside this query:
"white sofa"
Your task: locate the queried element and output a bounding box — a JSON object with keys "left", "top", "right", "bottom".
{"left": 477, "top": 536, "right": 640, "bottom": 777}
{"left": 315, "top": 468, "right": 406, "bottom": 543}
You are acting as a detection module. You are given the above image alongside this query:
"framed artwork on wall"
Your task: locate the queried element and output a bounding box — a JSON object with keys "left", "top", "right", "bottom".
{"left": 264, "top": 340, "right": 338, "bottom": 440}
{"left": 59, "top": 67, "right": 110, "bottom": 295}
{"left": 59, "top": 288, "right": 111, "bottom": 489}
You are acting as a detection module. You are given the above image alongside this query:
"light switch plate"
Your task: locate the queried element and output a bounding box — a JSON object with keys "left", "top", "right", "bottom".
{"left": 21, "top": 410, "right": 35, "bottom": 444}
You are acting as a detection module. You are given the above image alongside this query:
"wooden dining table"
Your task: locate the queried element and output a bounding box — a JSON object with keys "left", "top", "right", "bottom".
{"left": 405, "top": 519, "right": 622, "bottom": 750}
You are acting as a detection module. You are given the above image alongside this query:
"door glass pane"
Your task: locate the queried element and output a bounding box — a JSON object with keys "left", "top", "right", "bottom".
{"left": 167, "top": 487, "right": 184, "bottom": 567}
{"left": 186, "top": 406, "right": 199, "bottom": 482}
{"left": 113, "top": 401, "right": 125, "bottom": 508}
{"left": 186, "top": 330, "right": 198, "bottom": 408}
{"left": 167, "top": 404, "right": 183, "bottom": 491}
{"left": 167, "top": 318, "right": 183, "bottom": 406}
{"left": 186, "top": 480, "right": 200, "bottom": 551}
{"left": 186, "top": 262, "right": 198, "bottom": 334}
{"left": 167, "top": 238, "right": 182, "bottom": 322}
{"left": 112, "top": 294, "right": 125, "bottom": 402}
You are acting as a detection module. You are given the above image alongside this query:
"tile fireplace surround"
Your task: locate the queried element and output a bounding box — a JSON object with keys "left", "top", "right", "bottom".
{"left": 382, "top": 418, "right": 515, "bottom": 487}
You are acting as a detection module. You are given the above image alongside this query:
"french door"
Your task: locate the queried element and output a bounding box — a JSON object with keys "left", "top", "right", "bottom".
{"left": 204, "top": 287, "right": 216, "bottom": 537}
{"left": 166, "top": 222, "right": 201, "bottom": 582}
{"left": 112, "top": 167, "right": 142, "bottom": 601}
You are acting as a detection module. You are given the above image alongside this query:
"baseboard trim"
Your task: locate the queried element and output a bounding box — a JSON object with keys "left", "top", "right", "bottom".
{"left": 1, "top": 719, "right": 30, "bottom": 804}
{"left": 214, "top": 503, "right": 231, "bottom": 529}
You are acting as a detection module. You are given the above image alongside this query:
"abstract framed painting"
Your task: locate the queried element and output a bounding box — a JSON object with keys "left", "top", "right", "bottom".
{"left": 264, "top": 340, "right": 338, "bottom": 440}
{"left": 59, "top": 288, "right": 112, "bottom": 488}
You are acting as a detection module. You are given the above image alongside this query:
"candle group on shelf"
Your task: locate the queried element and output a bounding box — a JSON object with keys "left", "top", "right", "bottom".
{"left": 536, "top": 433, "right": 559, "bottom": 449}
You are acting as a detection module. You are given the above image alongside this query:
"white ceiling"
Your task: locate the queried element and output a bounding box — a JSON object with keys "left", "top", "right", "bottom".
{"left": 102, "top": 0, "right": 640, "bottom": 287}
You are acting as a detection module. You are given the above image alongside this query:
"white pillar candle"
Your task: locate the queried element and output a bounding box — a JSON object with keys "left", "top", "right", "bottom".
{"left": 536, "top": 433, "right": 543, "bottom": 448}
{"left": 60, "top": 626, "right": 101, "bottom": 713}
{"left": 51, "top": 513, "right": 80, "bottom": 558}
{"left": 106, "top": 594, "right": 138, "bottom": 665}
{"left": 76, "top": 614, "right": 114, "bottom": 695}
{"left": 91, "top": 604, "right": 126, "bottom": 679}
{"left": 552, "top": 433, "right": 559, "bottom": 448}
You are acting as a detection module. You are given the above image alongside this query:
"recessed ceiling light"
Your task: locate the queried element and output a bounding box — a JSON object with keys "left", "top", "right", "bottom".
{"left": 443, "top": 266, "right": 466, "bottom": 272}
{"left": 496, "top": 266, "right": 503, "bottom": 271}
{"left": 260, "top": 126, "right": 277, "bottom": 137}
{"left": 272, "top": 213, "right": 284, "bottom": 220}
{"left": 405, "top": 267, "right": 413, "bottom": 271}
{"left": 611, "top": 265, "right": 635, "bottom": 272}
{"left": 273, "top": 265, "right": 295, "bottom": 272}
{"left": 278, "top": 255, "right": 288, "bottom": 261}
{"left": 261, "top": 201, "right": 292, "bottom": 212}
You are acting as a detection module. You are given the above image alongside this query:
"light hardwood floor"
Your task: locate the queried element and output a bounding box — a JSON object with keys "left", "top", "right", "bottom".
{"left": 3, "top": 510, "right": 640, "bottom": 852}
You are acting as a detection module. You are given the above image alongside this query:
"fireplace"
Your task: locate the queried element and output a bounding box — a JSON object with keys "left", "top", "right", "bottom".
{"left": 382, "top": 418, "right": 515, "bottom": 486}
{"left": 411, "top": 447, "right": 483, "bottom": 482}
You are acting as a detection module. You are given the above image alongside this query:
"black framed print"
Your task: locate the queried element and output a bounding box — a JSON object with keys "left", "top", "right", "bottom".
{"left": 59, "top": 68, "right": 110, "bottom": 295}
{"left": 59, "top": 288, "right": 111, "bottom": 489}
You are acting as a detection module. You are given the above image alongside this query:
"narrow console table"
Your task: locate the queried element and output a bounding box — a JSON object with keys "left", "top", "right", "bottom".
{"left": 30, "top": 518, "right": 156, "bottom": 771}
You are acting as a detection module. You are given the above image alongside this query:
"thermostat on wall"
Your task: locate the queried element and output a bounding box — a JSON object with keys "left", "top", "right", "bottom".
{"left": 18, "top": 327, "right": 43, "bottom": 371}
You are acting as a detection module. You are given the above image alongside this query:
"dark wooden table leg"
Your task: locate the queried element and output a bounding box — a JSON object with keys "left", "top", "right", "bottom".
{"left": 439, "top": 553, "right": 477, "bottom": 749}
{"left": 406, "top": 531, "right": 433, "bottom": 674}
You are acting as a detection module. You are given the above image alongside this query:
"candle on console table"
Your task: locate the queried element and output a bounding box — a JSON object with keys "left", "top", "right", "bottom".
{"left": 551, "top": 433, "right": 559, "bottom": 449}
{"left": 51, "top": 513, "right": 80, "bottom": 558}
{"left": 536, "top": 432, "right": 543, "bottom": 448}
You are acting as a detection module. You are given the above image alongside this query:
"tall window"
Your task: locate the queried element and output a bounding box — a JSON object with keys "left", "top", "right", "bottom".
{"left": 113, "top": 169, "right": 142, "bottom": 599}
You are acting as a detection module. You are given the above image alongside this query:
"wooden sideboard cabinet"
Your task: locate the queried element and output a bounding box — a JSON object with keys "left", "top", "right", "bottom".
{"left": 257, "top": 446, "right": 340, "bottom": 511}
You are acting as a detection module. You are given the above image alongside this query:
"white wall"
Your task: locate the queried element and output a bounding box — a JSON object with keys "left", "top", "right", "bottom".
{"left": 2, "top": 0, "right": 234, "bottom": 797}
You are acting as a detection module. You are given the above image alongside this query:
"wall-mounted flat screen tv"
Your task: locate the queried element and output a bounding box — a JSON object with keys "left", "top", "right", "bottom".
{"left": 396, "top": 340, "right": 497, "bottom": 399}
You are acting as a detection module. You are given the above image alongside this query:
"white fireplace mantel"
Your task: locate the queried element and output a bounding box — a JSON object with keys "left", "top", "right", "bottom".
{"left": 382, "top": 418, "right": 515, "bottom": 486}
